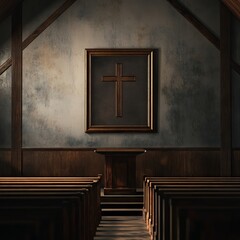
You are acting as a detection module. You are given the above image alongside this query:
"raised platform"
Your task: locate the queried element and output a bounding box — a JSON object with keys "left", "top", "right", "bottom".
{"left": 101, "top": 189, "right": 143, "bottom": 216}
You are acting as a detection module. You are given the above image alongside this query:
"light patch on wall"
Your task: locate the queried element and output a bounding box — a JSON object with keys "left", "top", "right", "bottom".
{"left": 23, "top": 7, "right": 84, "bottom": 147}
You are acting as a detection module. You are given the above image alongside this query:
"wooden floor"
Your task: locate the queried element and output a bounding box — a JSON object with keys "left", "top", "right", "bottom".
{"left": 94, "top": 191, "right": 150, "bottom": 240}
{"left": 94, "top": 216, "right": 150, "bottom": 240}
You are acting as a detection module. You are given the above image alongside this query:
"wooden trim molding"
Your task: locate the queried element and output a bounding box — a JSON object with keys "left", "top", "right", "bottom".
{"left": 21, "top": 148, "right": 221, "bottom": 182}
{"left": 21, "top": 147, "right": 221, "bottom": 151}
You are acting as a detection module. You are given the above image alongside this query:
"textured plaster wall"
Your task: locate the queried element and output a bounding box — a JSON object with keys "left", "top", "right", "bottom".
{"left": 22, "top": 0, "right": 221, "bottom": 148}
{"left": 0, "top": 17, "right": 11, "bottom": 148}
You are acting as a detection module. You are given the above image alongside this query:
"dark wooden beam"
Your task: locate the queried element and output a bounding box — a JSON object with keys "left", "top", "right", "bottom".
{"left": 223, "top": 0, "right": 240, "bottom": 19}
{"left": 165, "top": 0, "right": 240, "bottom": 76}
{"left": 0, "top": 58, "right": 12, "bottom": 76}
{"left": 166, "top": 0, "right": 220, "bottom": 49}
{"left": 0, "top": 0, "right": 77, "bottom": 76}
{"left": 220, "top": 3, "right": 232, "bottom": 176}
{"left": 22, "top": 0, "right": 77, "bottom": 49}
{"left": 11, "top": 3, "right": 22, "bottom": 175}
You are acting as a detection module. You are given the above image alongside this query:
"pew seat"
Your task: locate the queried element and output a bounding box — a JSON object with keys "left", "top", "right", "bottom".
{"left": 143, "top": 177, "right": 240, "bottom": 240}
{"left": 0, "top": 175, "right": 102, "bottom": 240}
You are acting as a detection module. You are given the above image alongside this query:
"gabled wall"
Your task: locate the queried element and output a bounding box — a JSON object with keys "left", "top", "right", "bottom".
{"left": 21, "top": 0, "right": 220, "bottom": 148}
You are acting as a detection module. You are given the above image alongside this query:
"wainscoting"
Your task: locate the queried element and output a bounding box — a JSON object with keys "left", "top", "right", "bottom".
{"left": 0, "top": 148, "right": 234, "bottom": 188}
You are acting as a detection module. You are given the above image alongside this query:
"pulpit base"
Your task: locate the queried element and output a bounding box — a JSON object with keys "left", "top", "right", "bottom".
{"left": 95, "top": 148, "right": 146, "bottom": 195}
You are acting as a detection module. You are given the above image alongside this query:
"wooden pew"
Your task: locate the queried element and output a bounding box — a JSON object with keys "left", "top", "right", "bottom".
{"left": 0, "top": 175, "right": 102, "bottom": 223}
{"left": 0, "top": 183, "right": 99, "bottom": 240}
{"left": 143, "top": 177, "right": 240, "bottom": 224}
{"left": 0, "top": 181, "right": 100, "bottom": 240}
{"left": 0, "top": 175, "right": 102, "bottom": 240}
{"left": 143, "top": 177, "right": 240, "bottom": 229}
{"left": 0, "top": 190, "right": 86, "bottom": 240}
{"left": 143, "top": 177, "right": 240, "bottom": 240}
{"left": 0, "top": 175, "right": 102, "bottom": 233}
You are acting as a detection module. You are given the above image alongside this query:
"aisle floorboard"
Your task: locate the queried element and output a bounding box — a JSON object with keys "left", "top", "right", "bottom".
{"left": 94, "top": 216, "right": 151, "bottom": 240}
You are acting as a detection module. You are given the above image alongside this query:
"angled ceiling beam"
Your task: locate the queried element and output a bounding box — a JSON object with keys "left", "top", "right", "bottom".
{"left": 0, "top": 0, "right": 76, "bottom": 76}
{"left": 223, "top": 0, "right": 240, "bottom": 19}
{"left": 166, "top": 0, "right": 220, "bottom": 49}
{"left": 166, "top": 0, "right": 240, "bottom": 76}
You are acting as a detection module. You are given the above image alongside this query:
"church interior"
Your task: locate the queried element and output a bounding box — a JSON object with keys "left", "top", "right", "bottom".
{"left": 0, "top": 0, "right": 240, "bottom": 239}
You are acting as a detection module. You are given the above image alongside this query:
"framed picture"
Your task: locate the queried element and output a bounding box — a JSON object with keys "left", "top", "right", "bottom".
{"left": 86, "top": 49, "right": 155, "bottom": 132}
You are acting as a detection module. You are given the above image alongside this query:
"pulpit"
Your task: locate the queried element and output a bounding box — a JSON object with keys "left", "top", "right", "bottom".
{"left": 94, "top": 148, "right": 146, "bottom": 195}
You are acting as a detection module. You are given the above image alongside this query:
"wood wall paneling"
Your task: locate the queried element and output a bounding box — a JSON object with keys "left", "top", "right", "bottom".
{"left": 0, "top": 150, "right": 12, "bottom": 175}
{"left": 22, "top": 149, "right": 220, "bottom": 188}
{"left": 22, "top": 149, "right": 105, "bottom": 178}
{"left": 136, "top": 149, "right": 221, "bottom": 186}
{"left": 232, "top": 150, "right": 240, "bottom": 176}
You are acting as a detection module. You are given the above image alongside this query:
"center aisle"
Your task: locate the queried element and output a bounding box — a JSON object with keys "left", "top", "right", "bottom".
{"left": 94, "top": 216, "right": 151, "bottom": 240}
{"left": 94, "top": 190, "right": 150, "bottom": 240}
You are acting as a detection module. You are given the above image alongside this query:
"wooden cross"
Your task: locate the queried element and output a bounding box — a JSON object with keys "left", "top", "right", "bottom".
{"left": 102, "top": 63, "right": 136, "bottom": 117}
